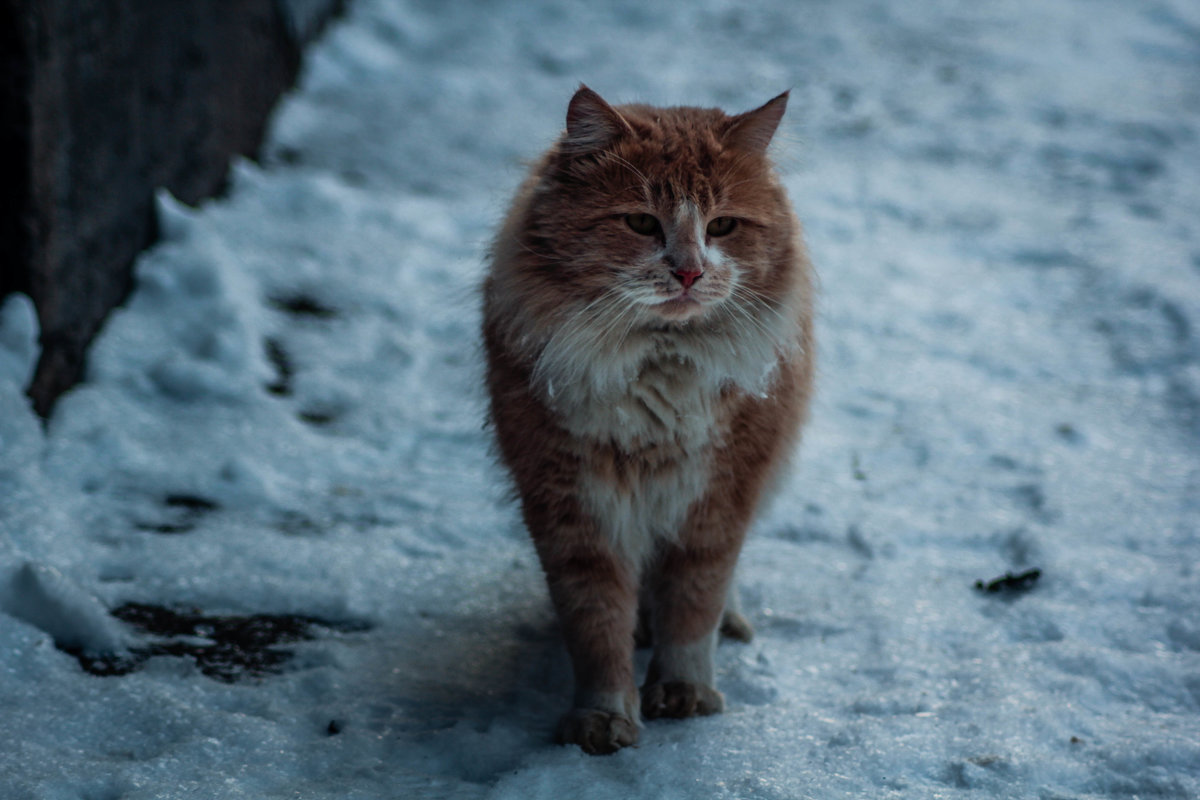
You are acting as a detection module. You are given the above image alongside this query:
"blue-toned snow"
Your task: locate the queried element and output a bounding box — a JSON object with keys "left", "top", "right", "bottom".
{"left": 2, "top": 1, "right": 1199, "bottom": 797}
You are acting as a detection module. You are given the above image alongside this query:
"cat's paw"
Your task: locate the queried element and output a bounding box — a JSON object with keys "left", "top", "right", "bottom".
{"left": 556, "top": 708, "right": 639, "bottom": 755}
{"left": 719, "top": 609, "right": 754, "bottom": 642}
{"left": 641, "top": 680, "right": 725, "bottom": 719}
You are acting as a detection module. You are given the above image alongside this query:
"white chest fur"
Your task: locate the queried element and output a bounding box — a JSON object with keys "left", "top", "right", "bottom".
{"left": 565, "top": 352, "right": 724, "bottom": 565}
{"left": 564, "top": 352, "right": 720, "bottom": 449}
{"left": 526, "top": 293, "right": 796, "bottom": 564}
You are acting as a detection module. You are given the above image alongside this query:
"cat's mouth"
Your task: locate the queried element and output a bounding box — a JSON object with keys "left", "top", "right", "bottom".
{"left": 655, "top": 293, "right": 707, "bottom": 321}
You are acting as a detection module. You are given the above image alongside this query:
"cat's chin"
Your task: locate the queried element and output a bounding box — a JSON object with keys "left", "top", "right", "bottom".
{"left": 653, "top": 295, "right": 709, "bottom": 322}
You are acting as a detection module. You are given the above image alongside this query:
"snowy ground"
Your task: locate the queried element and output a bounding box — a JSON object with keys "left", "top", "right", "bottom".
{"left": 3, "top": 1, "right": 1199, "bottom": 797}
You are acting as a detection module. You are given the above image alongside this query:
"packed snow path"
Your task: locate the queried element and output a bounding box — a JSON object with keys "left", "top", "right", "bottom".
{"left": 2, "top": 1, "right": 1198, "bottom": 797}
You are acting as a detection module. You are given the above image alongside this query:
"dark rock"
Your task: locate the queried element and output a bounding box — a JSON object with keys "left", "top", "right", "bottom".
{"left": 1, "top": 0, "right": 343, "bottom": 417}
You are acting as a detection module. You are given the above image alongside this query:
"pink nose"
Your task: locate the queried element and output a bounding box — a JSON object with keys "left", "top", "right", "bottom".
{"left": 672, "top": 268, "right": 703, "bottom": 289}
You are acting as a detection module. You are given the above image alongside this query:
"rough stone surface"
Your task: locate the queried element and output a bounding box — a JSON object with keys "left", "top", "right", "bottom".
{"left": 2, "top": 1, "right": 338, "bottom": 417}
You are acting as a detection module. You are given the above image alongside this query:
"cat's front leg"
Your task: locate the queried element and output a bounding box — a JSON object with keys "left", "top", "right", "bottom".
{"left": 533, "top": 531, "right": 641, "bottom": 754}
{"left": 641, "top": 534, "right": 743, "bottom": 720}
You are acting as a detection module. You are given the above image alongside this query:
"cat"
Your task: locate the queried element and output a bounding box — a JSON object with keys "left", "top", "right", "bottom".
{"left": 482, "top": 86, "right": 814, "bottom": 755}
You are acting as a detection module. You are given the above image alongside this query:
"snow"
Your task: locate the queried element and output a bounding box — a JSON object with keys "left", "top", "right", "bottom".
{"left": 2, "top": 0, "right": 1199, "bottom": 797}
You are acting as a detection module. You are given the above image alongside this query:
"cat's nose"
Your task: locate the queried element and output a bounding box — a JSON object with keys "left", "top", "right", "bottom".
{"left": 672, "top": 267, "right": 703, "bottom": 289}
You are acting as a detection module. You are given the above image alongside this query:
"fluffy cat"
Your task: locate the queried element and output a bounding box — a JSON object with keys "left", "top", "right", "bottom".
{"left": 482, "top": 86, "right": 814, "bottom": 754}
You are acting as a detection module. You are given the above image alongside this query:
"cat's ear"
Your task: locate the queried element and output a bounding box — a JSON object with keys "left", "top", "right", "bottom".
{"left": 563, "top": 85, "right": 633, "bottom": 155}
{"left": 724, "top": 91, "right": 789, "bottom": 154}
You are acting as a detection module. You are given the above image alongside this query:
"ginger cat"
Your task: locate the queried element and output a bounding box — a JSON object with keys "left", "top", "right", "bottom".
{"left": 482, "top": 86, "right": 814, "bottom": 754}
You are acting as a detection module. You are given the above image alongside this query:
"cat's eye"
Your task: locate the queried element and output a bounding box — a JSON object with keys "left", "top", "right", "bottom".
{"left": 706, "top": 217, "right": 737, "bottom": 237}
{"left": 625, "top": 213, "right": 662, "bottom": 236}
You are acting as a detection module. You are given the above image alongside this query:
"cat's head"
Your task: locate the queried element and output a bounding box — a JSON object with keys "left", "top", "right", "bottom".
{"left": 489, "top": 88, "right": 808, "bottom": 401}
{"left": 523, "top": 86, "right": 796, "bottom": 327}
